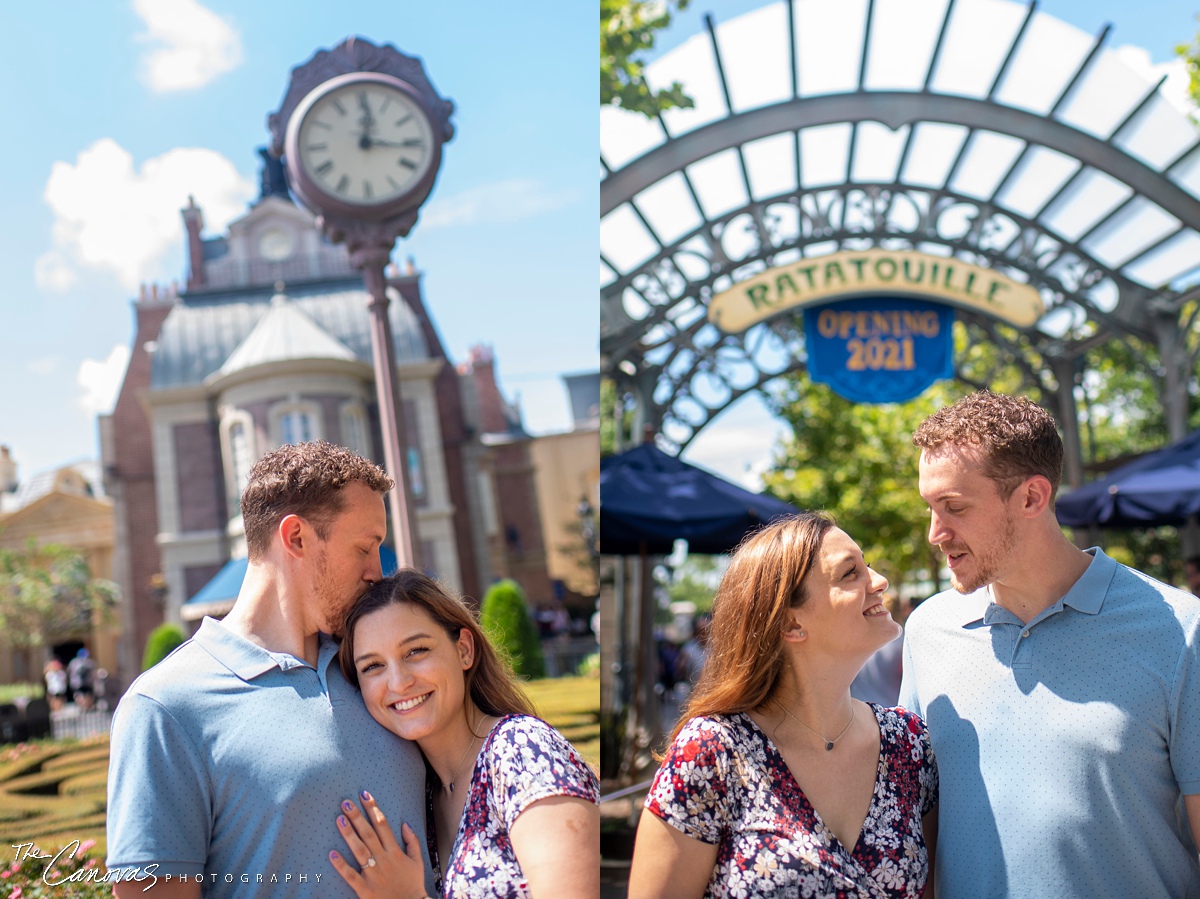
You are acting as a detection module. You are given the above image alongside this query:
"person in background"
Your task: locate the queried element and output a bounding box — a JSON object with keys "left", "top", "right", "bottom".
{"left": 43, "top": 660, "right": 66, "bottom": 712}
{"left": 676, "top": 613, "right": 710, "bottom": 687}
{"left": 850, "top": 592, "right": 914, "bottom": 706}
{"left": 901, "top": 391, "right": 1200, "bottom": 898}
{"left": 67, "top": 648, "right": 95, "bottom": 710}
{"left": 1185, "top": 555, "right": 1200, "bottom": 598}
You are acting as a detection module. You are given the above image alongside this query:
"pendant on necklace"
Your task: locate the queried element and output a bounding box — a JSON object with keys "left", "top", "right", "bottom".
{"left": 824, "top": 741, "right": 834, "bottom": 751}
{"left": 449, "top": 782, "right": 455, "bottom": 793}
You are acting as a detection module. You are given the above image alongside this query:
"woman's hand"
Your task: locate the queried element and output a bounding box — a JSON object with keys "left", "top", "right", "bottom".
{"left": 328, "top": 790, "right": 428, "bottom": 899}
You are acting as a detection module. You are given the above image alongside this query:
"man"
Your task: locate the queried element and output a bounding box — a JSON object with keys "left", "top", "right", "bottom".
{"left": 107, "top": 442, "right": 433, "bottom": 898}
{"left": 67, "top": 647, "right": 95, "bottom": 709}
{"left": 899, "top": 391, "right": 1200, "bottom": 899}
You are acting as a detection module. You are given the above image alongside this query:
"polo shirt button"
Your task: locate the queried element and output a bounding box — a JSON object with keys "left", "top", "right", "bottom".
{"left": 1021, "top": 631, "right": 1030, "bottom": 638}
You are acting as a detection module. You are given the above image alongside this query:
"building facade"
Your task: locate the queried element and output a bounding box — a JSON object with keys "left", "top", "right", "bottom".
{"left": 0, "top": 454, "right": 119, "bottom": 682}
{"left": 100, "top": 162, "right": 551, "bottom": 683}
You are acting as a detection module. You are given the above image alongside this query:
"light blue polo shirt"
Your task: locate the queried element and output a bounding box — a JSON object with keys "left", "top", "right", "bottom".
{"left": 900, "top": 548, "right": 1200, "bottom": 899}
{"left": 107, "top": 617, "right": 434, "bottom": 897}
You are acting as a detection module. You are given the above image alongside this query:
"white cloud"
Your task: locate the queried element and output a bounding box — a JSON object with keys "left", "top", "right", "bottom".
{"left": 37, "top": 138, "right": 255, "bottom": 292}
{"left": 78, "top": 345, "right": 132, "bottom": 416}
{"left": 422, "top": 178, "right": 583, "bottom": 229}
{"left": 1115, "top": 45, "right": 1195, "bottom": 116}
{"left": 133, "top": 0, "right": 242, "bottom": 92}
{"left": 27, "top": 356, "right": 60, "bottom": 376}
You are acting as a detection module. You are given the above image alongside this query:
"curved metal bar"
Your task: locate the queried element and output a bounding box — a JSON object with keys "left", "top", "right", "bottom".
{"left": 600, "top": 92, "right": 1200, "bottom": 231}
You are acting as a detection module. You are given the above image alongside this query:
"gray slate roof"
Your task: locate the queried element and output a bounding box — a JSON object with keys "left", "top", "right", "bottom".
{"left": 151, "top": 280, "right": 429, "bottom": 389}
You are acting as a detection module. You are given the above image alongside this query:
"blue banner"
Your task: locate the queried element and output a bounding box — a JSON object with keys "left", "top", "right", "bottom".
{"left": 803, "top": 297, "right": 955, "bottom": 404}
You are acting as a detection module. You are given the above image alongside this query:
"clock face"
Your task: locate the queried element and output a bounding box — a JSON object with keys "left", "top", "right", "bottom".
{"left": 295, "top": 80, "right": 435, "bottom": 207}
{"left": 258, "top": 228, "right": 294, "bottom": 261}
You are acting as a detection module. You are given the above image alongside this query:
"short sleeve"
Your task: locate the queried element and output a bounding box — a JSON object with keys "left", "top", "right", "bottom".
{"left": 485, "top": 717, "right": 599, "bottom": 832}
{"left": 644, "top": 718, "right": 731, "bottom": 845}
{"left": 105, "top": 692, "right": 210, "bottom": 877}
{"left": 1169, "top": 614, "right": 1200, "bottom": 795}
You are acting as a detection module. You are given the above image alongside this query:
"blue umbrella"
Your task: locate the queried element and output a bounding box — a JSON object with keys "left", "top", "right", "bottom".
{"left": 600, "top": 443, "right": 800, "bottom": 555}
{"left": 1056, "top": 428, "right": 1200, "bottom": 528}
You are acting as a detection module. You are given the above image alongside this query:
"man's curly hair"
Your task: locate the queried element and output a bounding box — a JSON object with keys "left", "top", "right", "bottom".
{"left": 912, "top": 391, "right": 1063, "bottom": 500}
{"left": 240, "top": 441, "right": 393, "bottom": 560}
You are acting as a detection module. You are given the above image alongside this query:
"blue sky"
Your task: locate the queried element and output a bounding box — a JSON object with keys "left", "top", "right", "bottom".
{"left": 0, "top": 1, "right": 596, "bottom": 480}
{"left": 617, "top": 0, "right": 1200, "bottom": 487}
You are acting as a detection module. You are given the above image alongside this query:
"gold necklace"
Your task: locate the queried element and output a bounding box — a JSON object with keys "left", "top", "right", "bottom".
{"left": 780, "top": 702, "right": 855, "bottom": 751}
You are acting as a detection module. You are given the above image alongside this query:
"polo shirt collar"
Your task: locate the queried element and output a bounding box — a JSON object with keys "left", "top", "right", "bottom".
{"left": 972, "top": 546, "right": 1113, "bottom": 626}
{"left": 1061, "top": 547, "right": 1114, "bottom": 615}
{"left": 193, "top": 616, "right": 334, "bottom": 681}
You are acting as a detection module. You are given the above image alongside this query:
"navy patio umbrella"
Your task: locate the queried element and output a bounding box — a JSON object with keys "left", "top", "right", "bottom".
{"left": 600, "top": 443, "right": 800, "bottom": 555}
{"left": 1056, "top": 427, "right": 1200, "bottom": 528}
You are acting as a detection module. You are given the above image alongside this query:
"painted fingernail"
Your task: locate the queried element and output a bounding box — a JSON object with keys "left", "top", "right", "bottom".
{"left": 338, "top": 815, "right": 348, "bottom": 827}
{"left": 361, "top": 790, "right": 373, "bottom": 801}
{"left": 342, "top": 800, "right": 354, "bottom": 812}
{"left": 330, "top": 851, "right": 340, "bottom": 861}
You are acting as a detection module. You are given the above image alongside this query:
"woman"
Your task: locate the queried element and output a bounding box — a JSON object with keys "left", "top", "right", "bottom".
{"left": 326, "top": 569, "right": 599, "bottom": 899}
{"left": 629, "top": 514, "right": 938, "bottom": 899}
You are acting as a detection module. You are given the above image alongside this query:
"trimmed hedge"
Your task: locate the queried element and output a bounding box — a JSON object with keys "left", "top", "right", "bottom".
{"left": 141, "top": 623, "right": 186, "bottom": 672}
{"left": 479, "top": 579, "right": 544, "bottom": 679}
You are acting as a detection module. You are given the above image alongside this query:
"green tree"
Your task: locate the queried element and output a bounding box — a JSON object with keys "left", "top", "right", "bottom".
{"left": 480, "top": 580, "right": 545, "bottom": 679}
{"left": 0, "top": 542, "right": 118, "bottom": 662}
{"left": 142, "top": 623, "right": 187, "bottom": 671}
{"left": 601, "top": 0, "right": 693, "bottom": 117}
{"left": 601, "top": 377, "right": 636, "bottom": 456}
{"left": 665, "top": 554, "right": 722, "bottom": 613}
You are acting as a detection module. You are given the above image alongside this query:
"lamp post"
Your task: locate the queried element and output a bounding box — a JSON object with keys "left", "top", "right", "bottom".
{"left": 268, "top": 38, "right": 454, "bottom": 565}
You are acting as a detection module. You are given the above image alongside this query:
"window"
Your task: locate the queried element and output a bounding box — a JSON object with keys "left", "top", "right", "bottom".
{"left": 229, "top": 421, "right": 253, "bottom": 494}
{"left": 341, "top": 403, "right": 371, "bottom": 457}
{"left": 280, "top": 409, "right": 314, "bottom": 445}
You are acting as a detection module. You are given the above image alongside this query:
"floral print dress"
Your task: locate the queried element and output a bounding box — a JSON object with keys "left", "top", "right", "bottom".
{"left": 645, "top": 705, "right": 938, "bottom": 898}
{"left": 428, "top": 714, "right": 598, "bottom": 899}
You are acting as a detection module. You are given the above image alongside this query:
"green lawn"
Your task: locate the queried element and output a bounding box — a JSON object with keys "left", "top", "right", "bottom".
{"left": 0, "top": 675, "right": 599, "bottom": 865}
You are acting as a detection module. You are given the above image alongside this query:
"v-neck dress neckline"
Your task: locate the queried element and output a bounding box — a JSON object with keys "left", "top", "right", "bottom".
{"left": 644, "top": 704, "right": 939, "bottom": 898}
{"left": 742, "top": 706, "right": 884, "bottom": 858}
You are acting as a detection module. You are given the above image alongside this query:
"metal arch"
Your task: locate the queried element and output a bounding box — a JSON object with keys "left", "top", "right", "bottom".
{"left": 602, "top": 181, "right": 1165, "bottom": 449}
{"left": 600, "top": 92, "right": 1200, "bottom": 231}
{"left": 603, "top": 180, "right": 1153, "bottom": 348}
{"left": 601, "top": 0, "right": 1200, "bottom": 457}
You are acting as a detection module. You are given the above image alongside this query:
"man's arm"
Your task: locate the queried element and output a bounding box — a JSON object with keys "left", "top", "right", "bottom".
{"left": 106, "top": 692, "right": 211, "bottom": 885}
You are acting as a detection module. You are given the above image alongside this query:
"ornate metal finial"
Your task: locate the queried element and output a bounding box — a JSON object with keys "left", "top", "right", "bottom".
{"left": 257, "top": 148, "right": 291, "bottom": 200}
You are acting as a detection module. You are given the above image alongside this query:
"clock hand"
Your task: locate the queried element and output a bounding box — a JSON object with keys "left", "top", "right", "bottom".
{"left": 362, "top": 138, "right": 424, "bottom": 149}
{"left": 357, "top": 92, "right": 376, "bottom": 149}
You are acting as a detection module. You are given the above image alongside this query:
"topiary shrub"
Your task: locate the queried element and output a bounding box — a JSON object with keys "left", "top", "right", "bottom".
{"left": 479, "top": 580, "right": 544, "bottom": 679}
{"left": 141, "top": 624, "right": 186, "bottom": 672}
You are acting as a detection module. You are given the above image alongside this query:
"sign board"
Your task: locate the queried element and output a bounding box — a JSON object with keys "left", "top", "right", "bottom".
{"left": 709, "top": 249, "right": 1044, "bottom": 333}
{"left": 804, "top": 297, "right": 955, "bottom": 403}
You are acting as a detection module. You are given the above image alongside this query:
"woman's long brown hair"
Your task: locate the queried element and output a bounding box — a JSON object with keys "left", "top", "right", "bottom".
{"left": 339, "top": 569, "right": 536, "bottom": 724}
{"left": 666, "top": 513, "right": 833, "bottom": 747}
